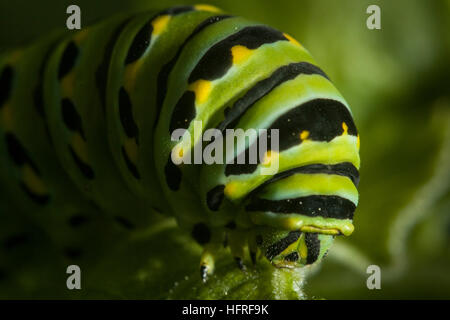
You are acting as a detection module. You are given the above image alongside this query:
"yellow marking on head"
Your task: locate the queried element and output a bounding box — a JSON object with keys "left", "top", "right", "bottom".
{"left": 61, "top": 71, "right": 75, "bottom": 97}
{"left": 231, "top": 45, "right": 254, "bottom": 64}
{"left": 299, "top": 236, "right": 308, "bottom": 260}
{"left": 194, "top": 4, "right": 222, "bottom": 12}
{"left": 300, "top": 226, "right": 341, "bottom": 235}
{"left": 300, "top": 130, "right": 309, "bottom": 141}
{"left": 356, "top": 134, "right": 360, "bottom": 150}
{"left": 342, "top": 122, "right": 348, "bottom": 135}
{"left": 283, "top": 33, "right": 303, "bottom": 48}
{"left": 124, "top": 138, "right": 138, "bottom": 163}
{"left": 152, "top": 15, "right": 171, "bottom": 36}
{"left": 188, "top": 79, "right": 212, "bottom": 105}
{"left": 22, "top": 164, "right": 48, "bottom": 196}
{"left": 71, "top": 133, "right": 89, "bottom": 163}
{"left": 1, "top": 103, "right": 13, "bottom": 130}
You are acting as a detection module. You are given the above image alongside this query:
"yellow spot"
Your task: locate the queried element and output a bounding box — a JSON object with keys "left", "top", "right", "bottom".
{"left": 342, "top": 122, "right": 348, "bottom": 135}
{"left": 152, "top": 15, "right": 171, "bottom": 36}
{"left": 1, "top": 103, "right": 13, "bottom": 130}
{"left": 283, "top": 33, "right": 303, "bottom": 48}
{"left": 231, "top": 45, "right": 253, "bottom": 64}
{"left": 300, "top": 130, "right": 309, "bottom": 141}
{"left": 123, "top": 138, "right": 139, "bottom": 163}
{"left": 61, "top": 71, "right": 75, "bottom": 97}
{"left": 22, "top": 164, "right": 48, "bottom": 196}
{"left": 188, "top": 79, "right": 212, "bottom": 105}
{"left": 356, "top": 134, "right": 360, "bottom": 150}
{"left": 71, "top": 133, "right": 89, "bottom": 164}
{"left": 178, "top": 148, "right": 184, "bottom": 158}
{"left": 262, "top": 150, "right": 279, "bottom": 165}
{"left": 224, "top": 181, "right": 239, "bottom": 197}
{"left": 194, "top": 4, "right": 222, "bottom": 13}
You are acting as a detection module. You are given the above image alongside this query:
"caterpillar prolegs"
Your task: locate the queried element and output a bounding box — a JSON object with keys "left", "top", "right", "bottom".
{"left": 0, "top": 5, "right": 360, "bottom": 282}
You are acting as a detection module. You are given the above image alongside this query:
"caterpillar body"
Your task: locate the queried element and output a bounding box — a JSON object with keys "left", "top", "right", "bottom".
{"left": 0, "top": 5, "right": 360, "bottom": 281}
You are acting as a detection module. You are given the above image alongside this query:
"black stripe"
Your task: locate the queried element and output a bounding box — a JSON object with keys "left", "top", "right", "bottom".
{"left": 155, "top": 15, "right": 233, "bottom": 128}
{"left": 246, "top": 195, "right": 356, "bottom": 220}
{"left": 305, "top": 233, "right": 321, "bottom": 264}
{"left": 189, "top": 25, "right": 288, "bottom": 83}
{"left": 225, "top": 98, "right": 358, "bottom": 176}
{"left": 0, "top": 65, "right": 13, "bottom": 107}
{"left": 266, "top": 231, "right": 301, "bottom": 261}
{"left": 121, "top": 145, "right": 141, "bottom": 179}
{"left": 247, "top": 163, "right": 359, "bottom": 199}
{"left": 217, "top": 62, "right": 329, "bottom": 133}
{"left": 58, "top": 41, "right": 79, "bottom": 79}
{"left": 69, "top": 145, "right": 95, "bottom": 180}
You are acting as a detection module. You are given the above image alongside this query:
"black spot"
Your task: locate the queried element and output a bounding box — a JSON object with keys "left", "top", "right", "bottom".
{"left": 155, "top": 15, "right": 233, "bottom": 127}
{"left": 118, "top": 87, "right": 139, "bottom": 139}
{"left": 121, "top": 145, "right": 141, "bottom": 179}
{"left": 191, "top": 223, "right": 211, "bottom": 245}
{"left": 266, "top": 231, "right": 301, "bottom": 261}
{"left": 5, "top": 133, "right": 34, "bottom": 168}
{"left": 0, "top": 65, "right": 13, "bottom": 107}
{"left": 255, "top": 234, "right": 263, "bottom": 246}
{"left": 246, "top": 195, "right": 356, "bottom": 220}
{"left": 189, "top": 26, "right": 287, "bottom": 83}
{"left": 206, "top": 185, "right": 225, "bottom": 211}
{"left": 284, "top": 251, "right": 299, "bottom": 262}
{"left": 225, "top": 221, "right": 236, "bottom": 229}
{"left": 61, "top": 98, "right": 86, "bottom": 139}
{"left": 58, "top": 41, "right": 79, "bottom": 79}
{"left": 64, "top": 247, "right": 83, "bottom": 260}
{"left": 68, "top": 214, "right": 89, "bottom": 228}
{"left": 96, "top": 19, "right": 131, "bottom": 113}
{"left": 69, "top": 145, "right": 95, "bottom": 180}
{"left": 164, "top": 154, "right": 182, "bottom": 191}
{"left": 169, "top": 91, "right": 196, "bottom": 134}
{"left": 114, "top": 216, "right": 135, "bottom": 230}
{"left": 3, "top": 233, "right": 30, "bottom": 250}
{"left": 125, "top": 21, "right": 152, "bottom": 64}
{"left": 305, "top": 233, "right": 321, "bottom": 264}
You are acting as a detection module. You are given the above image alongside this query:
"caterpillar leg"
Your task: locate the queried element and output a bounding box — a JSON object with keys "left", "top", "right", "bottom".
{"left": 228, "top": 229, "right": 248, "bottom": 272}
{"left": 200, "top": 243, "right": 221, "bottom": 283}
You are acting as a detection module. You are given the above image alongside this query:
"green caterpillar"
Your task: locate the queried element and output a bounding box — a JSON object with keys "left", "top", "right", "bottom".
{"left": 0, "top": 4, "right": 360, "bottom": 282}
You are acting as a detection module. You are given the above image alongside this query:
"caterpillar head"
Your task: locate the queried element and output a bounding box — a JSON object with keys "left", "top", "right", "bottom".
{"left": 254, "top": 227, "right": 334, "bottom": 268}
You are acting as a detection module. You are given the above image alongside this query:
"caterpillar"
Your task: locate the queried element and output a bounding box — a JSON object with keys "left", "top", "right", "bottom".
{"left": 0, "top": 4, "right": 360, "bottom": 282}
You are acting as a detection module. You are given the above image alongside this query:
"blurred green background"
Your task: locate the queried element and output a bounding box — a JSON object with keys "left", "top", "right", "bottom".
{"left": 0, "top": 0, "right": 449, "bottom": 299}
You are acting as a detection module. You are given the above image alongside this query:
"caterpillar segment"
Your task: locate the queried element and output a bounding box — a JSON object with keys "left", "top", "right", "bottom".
{"left": 0, "top": 5, "right": 360, "bottom": 281}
